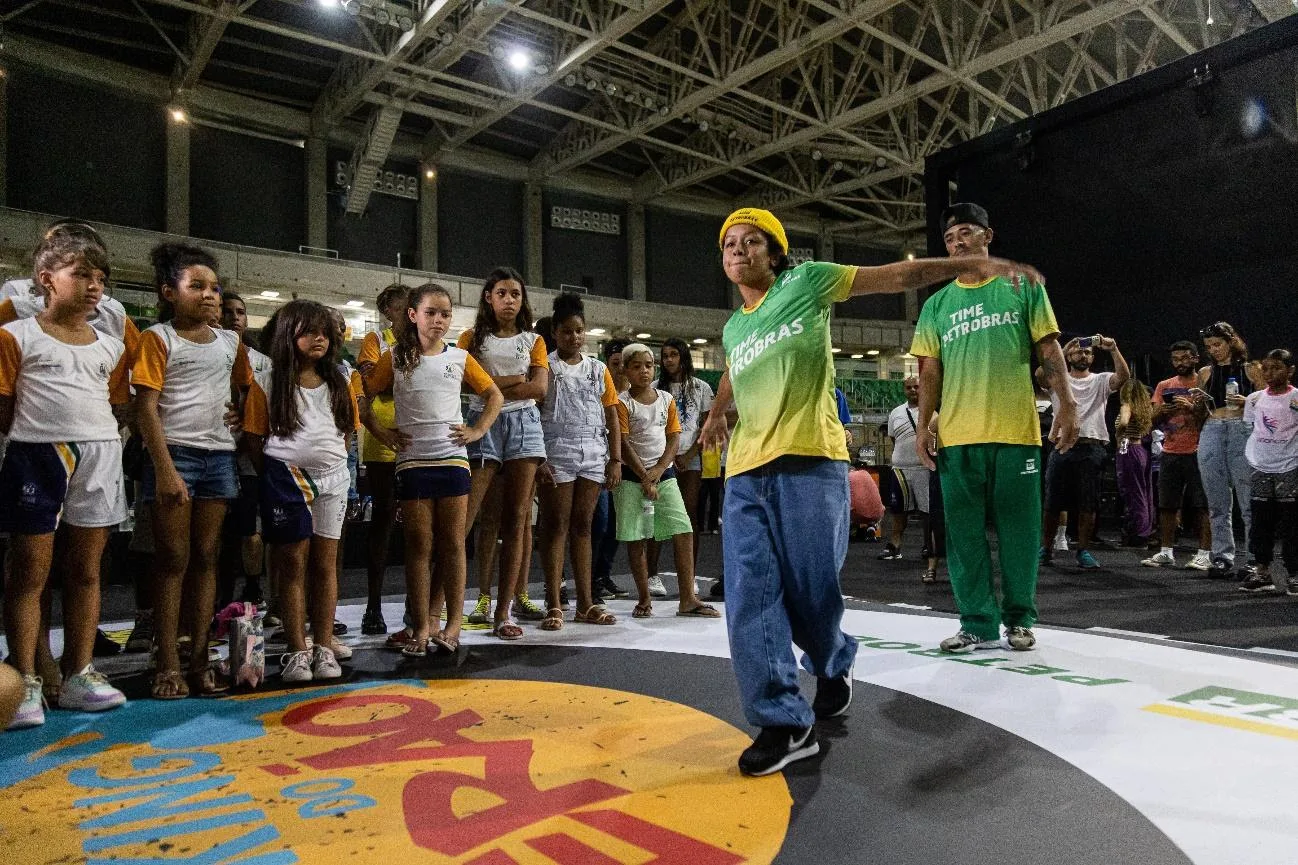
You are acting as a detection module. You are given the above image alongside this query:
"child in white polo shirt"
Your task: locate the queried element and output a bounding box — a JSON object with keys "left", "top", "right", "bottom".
{"left": 615, "top": 343, "right": 719, "bottom": 620}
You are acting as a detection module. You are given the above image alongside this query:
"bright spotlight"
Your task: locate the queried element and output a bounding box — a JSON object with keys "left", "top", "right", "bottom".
{"left": 508, "top": 50, "right": 531, "bottom": 71}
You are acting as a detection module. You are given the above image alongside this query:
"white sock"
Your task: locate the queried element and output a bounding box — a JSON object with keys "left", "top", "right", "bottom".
{"left": 1054, "top": 526, "right": 1068, "bottom": 541}
{"left": 1162, "top": 547, "right": 1174, "bottom": 556}
{"left": 1197, "top": 549, "right": 1211, "bottom": 558}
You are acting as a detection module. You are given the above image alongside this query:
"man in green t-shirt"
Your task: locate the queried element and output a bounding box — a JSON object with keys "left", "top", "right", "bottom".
{"left": 911, "top": 203, "right": 1079, "bottom": 654}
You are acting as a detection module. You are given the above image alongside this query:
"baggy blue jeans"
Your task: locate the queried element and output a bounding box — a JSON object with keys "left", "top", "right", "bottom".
{"left": 1198, "top": 418, "right": 1252, "bottom": 565}
{"left": 723, "top": 457, "right": 857, "bottom": 729}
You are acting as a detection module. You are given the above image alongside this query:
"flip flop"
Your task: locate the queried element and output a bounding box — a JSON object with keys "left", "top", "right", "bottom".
{"left": 633, "top": 602, "right": 654, "bottom": 619}
{"left": 431, "top": 633, "right": 459, "bottom": 653}
{"left": 402, "top": 636, "right": 430, "bottom": 657}
{"left": 151, "top": 669, "right": 188, "bottom": 700}
{"left": 675, "top": 604, "right": 721, "bottom": 618}
{"left": 384, "top": 628, "right": 415, "bottom": 650}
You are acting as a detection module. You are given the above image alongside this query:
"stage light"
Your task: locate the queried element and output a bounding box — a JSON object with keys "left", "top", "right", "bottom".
{"left": 340, "top": 0, "right": 360, "bottom": 13}
{"left": 424, "top": 168, "right": 436, "bottom": 180}
{"left": 831, "top": 347, "right": 841, "bottom": 353}
{"left": 318, "top": 0, "right": 339, "bottom": 8}
{"left": 169, "top": 107, "right": 187, "bottom": 123}
{"left": 589, "top": 327, "right": 607, "bottom": 335}
{"left": 866, "top": 349, "right": 880, "bottom": 356}
{"left": 508, "top": 49, "right": 530, "bottom": 72}
{"left": 692, "top": 338, "right": 707, "bottom": 344}
{"left": 851, "top": 353, "right": 863, "bottom": 359}
{"left": 636, "top": 332, "right": 651, "bottom": 339}
{"left": 259, "top": 291, "right": 280, "bottom": 298}
{"left": 563, "top": 73, "right": 578, "bottom": 86}
{"left": 346, "top": 300, "right": 365, "bottom": 308}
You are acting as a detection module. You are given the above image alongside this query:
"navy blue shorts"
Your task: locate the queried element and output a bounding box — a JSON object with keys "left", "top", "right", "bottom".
{"left": 0, "top": 440, "right": 127, "bottom": 534}
{"left": 395, "top": 465, "right": 471, "bottom": 501}
{"left": 260, "top": 458, "right": 350, "bottom": 544}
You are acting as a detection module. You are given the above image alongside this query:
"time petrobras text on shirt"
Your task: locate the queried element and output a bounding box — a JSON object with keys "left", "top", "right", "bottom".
{"left": 941, "top": 302, "right": 1022, "bottom": 346}
{"left": 728, "top": 318, "right": 805, "bottom": 376}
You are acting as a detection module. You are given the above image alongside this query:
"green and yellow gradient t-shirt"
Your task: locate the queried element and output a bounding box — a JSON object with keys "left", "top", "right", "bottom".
{"left": 723, "top": 261, "right": 857, "bottom": 476}
{"left": 910, "top": 275, "right": 1059, "bottom": 448}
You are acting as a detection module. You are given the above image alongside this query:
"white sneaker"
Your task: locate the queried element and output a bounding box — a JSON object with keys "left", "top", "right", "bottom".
{"left": 648, "top": 575, "right": 668, "bottom": 597}
{"left": 312, "top": 644, "right": 342, "bottom": 680}
{"left": 60, "top": 665, "right": 126, "bottom": 712}
{"left": 327, "top": 639, "right": 353, "bottom": 661}
{"left": 1185, "top": 551, "right": 1212, "bottom": 571}
{"left": 939, "top": 631, "right": 1001, "bottom": 654}
{"left": 7, "top": 675, "right": 45, "bottom": 730}
{"left": 1141, "top": 551, "right": 1177, "bottom": 568}
{"left": 1053, "top": 532, "right": 1070, "bottom": 552}
{"left": 280, "top": 649, "right": 313, "bottom": 683}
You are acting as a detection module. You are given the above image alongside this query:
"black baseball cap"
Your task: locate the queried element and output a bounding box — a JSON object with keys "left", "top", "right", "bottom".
{"left": 941, "top": 202, "right": 990, "bottom": 231}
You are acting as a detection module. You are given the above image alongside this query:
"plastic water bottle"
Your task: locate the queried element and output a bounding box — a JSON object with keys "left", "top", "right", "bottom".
{"left": 641, "top": 499, "right": 655, "bottom": 538}
{"left": 1225, "top": 377, "right": 1239, "bottom": 398}
{"left": 1118, "top": 438, "right": 1129, "bottom": 456}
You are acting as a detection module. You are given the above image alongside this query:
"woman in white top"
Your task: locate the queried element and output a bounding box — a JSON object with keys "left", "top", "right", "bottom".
{"left": 0, "top": 229, "right": 130, "bottom": 729}
{"left": 455, "top": 268, "right": 550, "bottom": 640}
{"left": 1240, "top": 349, "right": 1298, "bottom": 594}
{"left": 132, "top": 243, "right": 252, "bottom": 699}
{"left": 537, "top": 293, "right": 622, "bottom": 628}
{"left": 649, "top": 337, "right": 713, "bottom": 595}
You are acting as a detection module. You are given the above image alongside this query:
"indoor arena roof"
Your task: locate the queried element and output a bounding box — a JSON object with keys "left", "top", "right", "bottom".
{"left": 4, "top": 0, "right": 1292, "bottom": 243}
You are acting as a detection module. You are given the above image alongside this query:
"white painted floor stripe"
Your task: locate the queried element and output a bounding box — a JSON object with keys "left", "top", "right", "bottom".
{"left": 1087, "top": 626, "right": 1169, "bottom": 639}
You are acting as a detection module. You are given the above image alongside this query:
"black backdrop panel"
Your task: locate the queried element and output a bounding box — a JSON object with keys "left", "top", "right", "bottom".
{"left": 834, "top": 241, "right": 907, "bottom": 321}
{"left": 8, "top": 69, "right": 166, "bottom": 230}
{"left": 190, "top": 125, "right": 304, "bottom": 252}
{"left": 437, "top": 169, "right": 524, "bottom": 279}
{"left": 541, "top": 191, "right": 626, "bottom": 298}
{"left": 931, "top": 26, "right": 1298, "bottom": 364}
{"left": 645, "top": 207, "right": 732, "bottom": 309}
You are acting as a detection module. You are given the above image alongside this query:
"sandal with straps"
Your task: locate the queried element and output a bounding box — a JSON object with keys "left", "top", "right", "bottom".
{"left": 575, "top": 604, "right": 617, "bottom": 625}
{"left": 493, "top": 621, "right": 524, "bottom": 641}
{"left": 539, "top": 608, "right": 565, "bottom": 631}
{"left": 633, "top": 602, "right": 654, "bottom": 619}
{"left": 402, "top": 635, "right": 430, "bottom": 657}
{"left": 151, "top": 669, "right": 188, "bottom": 700}
{"left": 186, "top": 666, "right": 229, "bottom": 697}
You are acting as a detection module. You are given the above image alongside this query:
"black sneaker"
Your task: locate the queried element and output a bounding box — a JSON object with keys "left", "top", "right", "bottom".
{"left": 738, "top": 726, "right": 820, "bottom": 776}
{"left": 125, "top": 610, "right": 154, "bottom": 653}
{"left": 1239, "top": 574, "right": 1278, "bottom": 594}
{"left": 361, "top": 609, "right": 387, "bottom": 635}
{"left": 596, "top": 576, "right": 628, "bottom": 599}
{"left": 812, "top": 673, "right": 853, "bottom": 719}
{"left": 92, "top": 628, "right": 122, "bottom": 657}
{"left": 708, "top": 577, "right": 725, "bottom": 600}
{"left": 1207, "top": 559, "right": 1233, "bottom": 580}
{"left": 876, "top": 543, "right": 902, "bottom": 560}
{"left": 240, "top": 577, "right": 264, "bottom": 606}
{"left": 332, "top": 620, "right": 348, "bottom": 636}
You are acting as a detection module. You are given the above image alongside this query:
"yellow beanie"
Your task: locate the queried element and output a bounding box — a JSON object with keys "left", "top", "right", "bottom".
{"left": 718, "top": 207, "right": 788, "bottom": 256}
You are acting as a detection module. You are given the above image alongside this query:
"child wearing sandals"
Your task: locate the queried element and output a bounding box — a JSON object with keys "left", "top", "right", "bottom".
{"left": 537, "top": 293, "right": 622, "bottom": 629}
{"left": 615, "top": 344, "right": 720, "bottom": 620}
{"left": 457, "top": 268, "right": 550, "bottom": 641}
{"left": 2, "top": 228, "right": 130, "bottom": 729}
{"left": 243, "top": 300, "right": 359, "bottom": 682}
{"left": 133, "top": 243, "right": 252, "bottom": 699}
{"left": 367, "top": 283, "right": 502, "bottom": 655}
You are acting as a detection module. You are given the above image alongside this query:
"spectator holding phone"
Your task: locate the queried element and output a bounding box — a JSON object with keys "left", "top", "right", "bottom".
{"left": 1143, "top": 341, "right": 1212, "bottom": 569}
{"left": 1197, "top": 321, "right": 1263, "bottom": 578}
{"left": 1038, "top": 335, "right": 1129, "bottom": 569}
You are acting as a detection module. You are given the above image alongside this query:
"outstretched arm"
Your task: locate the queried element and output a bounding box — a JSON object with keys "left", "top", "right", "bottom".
{"left": 849, "top": 256, "right": 1044, "bottom": 296}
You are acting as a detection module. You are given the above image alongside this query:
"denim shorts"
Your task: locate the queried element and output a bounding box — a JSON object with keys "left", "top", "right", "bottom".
{"left": 141, "top": 444, "right": 239, "bottom": 502}
{"left": 467, "top": 405, "right": 547, "bottom": 465}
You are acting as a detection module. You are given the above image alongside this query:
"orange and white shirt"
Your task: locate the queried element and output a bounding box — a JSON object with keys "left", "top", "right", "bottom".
{"left": 0, "top": 281, "right": 141, "bottom": 369}
{"left": 457, "top": 330, "right": 548, "bottom": 414}
{"left": 131, "top": 323, "right": 253, "bottom": 451}
{"left": 617, "top": 388, "right": 681, "bottom": 466}
{"left": 0, "top": 318, "right": 129, "bottom": 443}
{"left": 368, "top": 346, "right": 494, "bottom": 467}
{"left": 541, "top": 351, "right": 618, "bottom": 436}
{"left": 243, "top": 378, "right": 359, "bottom": 473}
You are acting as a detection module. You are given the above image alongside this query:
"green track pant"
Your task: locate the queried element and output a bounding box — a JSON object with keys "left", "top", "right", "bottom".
{"left": 938, "top": 443, "right": 1043, "bottom": 640}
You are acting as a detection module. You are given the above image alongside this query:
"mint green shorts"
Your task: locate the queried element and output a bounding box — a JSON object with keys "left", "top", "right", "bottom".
{"left": 613, "top": 476, "right": 694, "bottom": 542}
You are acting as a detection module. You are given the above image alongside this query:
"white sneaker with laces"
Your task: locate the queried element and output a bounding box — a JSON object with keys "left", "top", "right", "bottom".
{"left": 1185, "top": 551, "right": 1212, "bottom": 571}
{"left": 1141, "top": 550, "right": 1177, "bottom": 568}
{"left": 939, "top": 631, "right": 1001, "bottom": 654}
{"left": 60, "top": 665, "right": 126, "bottom": 712}
{"left": 280, "top": 649, "right": 313, "bottom": 683}
{"left": 7, "top": 675, "right": 45, "bottom": 729}
{"left": 312, "top": 644, "right": 342, "bottom": 680}
{"left": 648, "top": 575, "right": 668, "bottom": 597}
{"left": 328, "top": 639, "right": 353, "bottom": 661}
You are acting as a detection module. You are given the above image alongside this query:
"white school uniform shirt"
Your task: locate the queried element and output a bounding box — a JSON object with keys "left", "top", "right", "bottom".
{"left": 244, "top": 379, "right": 358, "bottom": 473}
{"left": 0, "top": 318, "right": 128, "bottom": 443}
{"left": 1244, "top": 386, "right": 1298, "bottom": 474}
{"left": 888, "top": 403, "right": 923, "bottom": 468}
{"left": 540, "top": 351, "right": 618, "bottom": 437}
{"left": 368, "top": 346, "right": 495, "bottom": 465}
{"left": 1049, "top": 371, "right": 1115, "bottom": 442}
{"left": 458, "top": 330, "right": 549, "bottom": 414}
{"left": 247, "top": 345, "right": 272, "bottom": 391}
{"left": 617, "top": 388, "right": 681, "bottom": 467}
{"left": 668, "top": 376, "right": 715, "bottom": 453}
{"left": 132, "top": 323, "right": 252, "bottom": 451}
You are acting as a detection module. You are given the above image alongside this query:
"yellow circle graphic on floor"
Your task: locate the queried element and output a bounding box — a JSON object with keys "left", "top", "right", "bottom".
{"left": 0, "top": 680, "right": 791, "bottom": 864}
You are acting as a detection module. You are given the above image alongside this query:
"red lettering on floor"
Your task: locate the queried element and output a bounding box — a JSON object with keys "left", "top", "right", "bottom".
{"left": 570, "top": 810, "right": 745, "bottom": 865}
